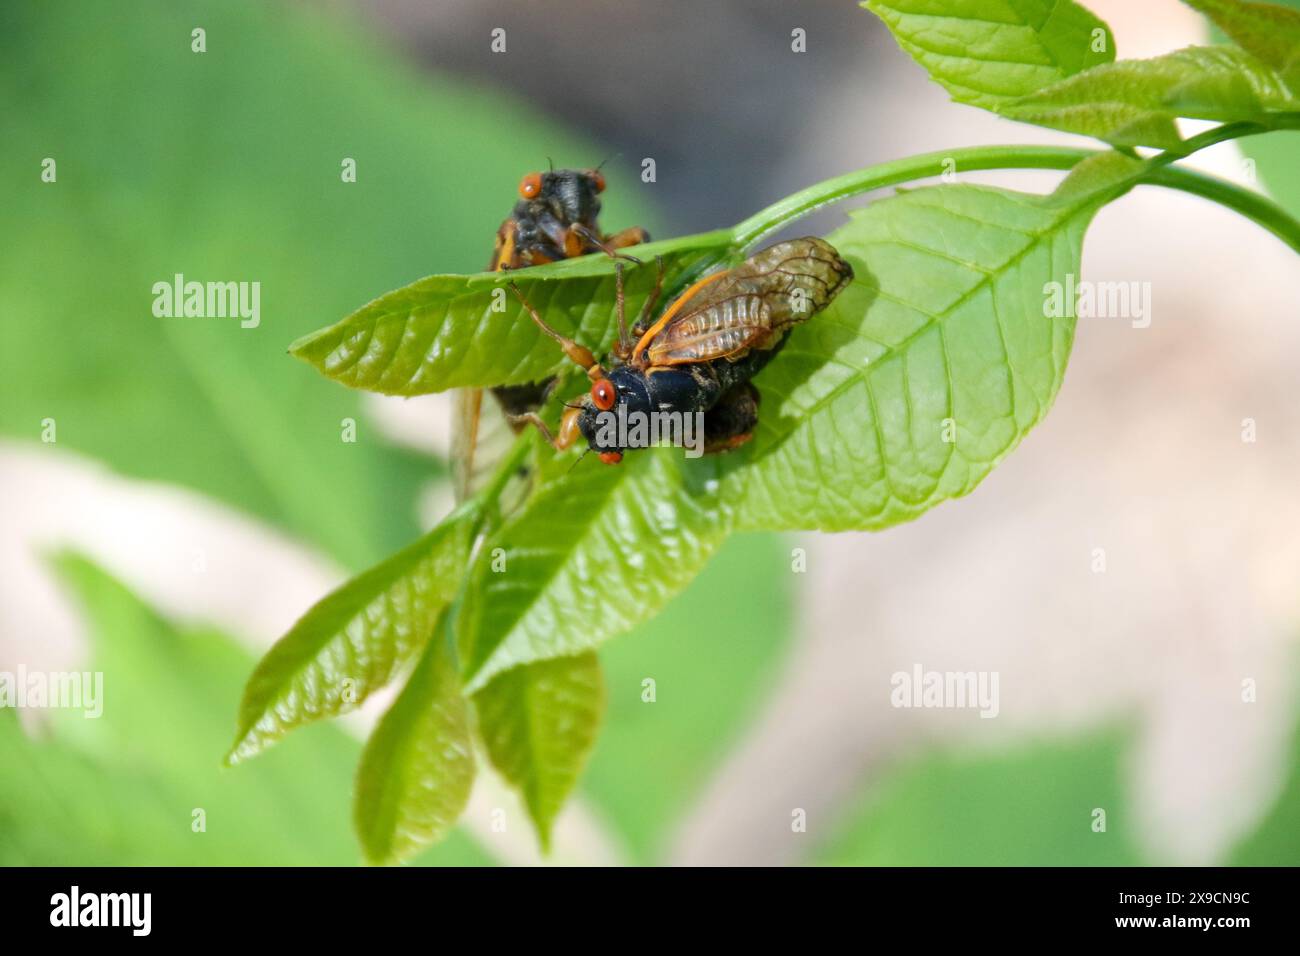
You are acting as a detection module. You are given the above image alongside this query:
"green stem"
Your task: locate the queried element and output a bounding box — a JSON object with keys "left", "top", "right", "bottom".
{"left": 733, "top": 145, "right": 1091, "bottom": 247}
{"left": 1155, "top": 115, "right": 1300, "bottom": 166}
{"left": 1141, "top": 165, "right": 1300, "bottom": 254}
{"left": 733, "top": 133, "right": 1300, "bottom": 254}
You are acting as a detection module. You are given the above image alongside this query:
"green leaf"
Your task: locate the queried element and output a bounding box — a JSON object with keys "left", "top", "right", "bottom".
{"left": 816, "top": 727, "right": 1143, "bottom": 865}
{"left": 472, "top": 652, "right": 606, "bottom": 851}
{"left": 1201, "top": 0, "right": 1300, "bottom": 235}
{"left": 459, "top": 450, "right": 729, "bottom": 691}
{"left": 726, "top": 183, "right": 1100, "bottom": 531}
{"left": 289, "top": 231, "right": 736, "bottom": 395}
{"left": 1049, "top": 149, "right": 1146, "bottom": 204}
{"left": 1229, "top": 679, "right": 1300, "bottom": 864}
{"left": 460, "top": 182, "right": 1105, "bottom": 684}
{"left": 226, "top": 503, "right": 478, "bottom": 764}
{"left": 354, "top": 621, "right": 476, "bottom": 865}
{"left": 1184, "top": 0, "right": 1300, "bottom": 86}
{"left": 861, "top": 0, "right": 1114, "bottom": 112}
{"left": 1003, "top": 45, "right": 1299, "bottom": 150}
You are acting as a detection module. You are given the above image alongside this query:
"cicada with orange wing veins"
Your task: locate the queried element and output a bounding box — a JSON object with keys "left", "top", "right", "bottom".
{"left": 453, "top": 167, "right": 650, "bottom": 499}
{"left": 509, "top": 237, "right": 854, "bottom": 464}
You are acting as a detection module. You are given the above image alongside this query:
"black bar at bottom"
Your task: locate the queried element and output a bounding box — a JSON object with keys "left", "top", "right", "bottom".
{"left": 0, "top": 866, "right": 1280, "bottom": 941}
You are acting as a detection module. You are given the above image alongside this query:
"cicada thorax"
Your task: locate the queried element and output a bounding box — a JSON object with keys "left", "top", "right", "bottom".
{"left": 619, "top": 364, "right": 720, "bottom": 417}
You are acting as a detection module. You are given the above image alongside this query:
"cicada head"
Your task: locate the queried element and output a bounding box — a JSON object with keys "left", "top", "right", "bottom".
{"left": 573, "top": 366, "right": 654, "bottom": 464}
{"left": 530, "top": 168, "right": 603, "bottom": 228}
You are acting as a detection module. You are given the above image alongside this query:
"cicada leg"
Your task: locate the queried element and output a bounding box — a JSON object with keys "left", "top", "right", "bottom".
{"left": 612, "top": 255, "right": 664, "bottom": 363}
{"left": 614, "top": 261, "right": 629, "bottom": 358}
{"left": 508, "top": 408, "right": 581, "bottom": 452}
{"left": 569, "top": 222, "right": 645, "bottom": 264}
{"left": 492, "top": 381, "right": 553, "bottom": 432}
{"left": 604, "top": 225, "right": 651, "bottom": 251}
{"left": 508, "top": 282, "right": 606, "bottom": 382}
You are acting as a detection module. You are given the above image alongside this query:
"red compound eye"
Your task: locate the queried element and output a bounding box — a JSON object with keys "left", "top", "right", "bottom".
{"left": 590, "top": 378, "right": 616, "bottom": 411}
{"left": 599, "top": 450, "right": 623, "bottom": 465}
{"left": 519, "top": 172, "right": 543, "bottom": 199}
{"left": 590, "top": 169, "right": 606, "bottom": 193}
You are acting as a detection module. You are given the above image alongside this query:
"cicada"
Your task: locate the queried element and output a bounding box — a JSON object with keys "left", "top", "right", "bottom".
{"left": 454, "top": 167, "right": 649, "bottom": 498}
{"left": 510, "top": 236, "right": 854, "bottom": 463}
{"left": 488, "top": 167, "right": 649, "bottom": 272}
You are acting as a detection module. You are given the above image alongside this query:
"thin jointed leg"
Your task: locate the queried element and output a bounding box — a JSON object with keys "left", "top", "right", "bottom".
{"left": 508, "top": 282, "right": 604, "bottom": 380}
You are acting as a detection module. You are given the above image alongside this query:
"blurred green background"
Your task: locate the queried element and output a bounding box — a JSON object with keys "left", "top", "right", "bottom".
{"left": 1, "top": 0, "right": 1297, "bottom": 866}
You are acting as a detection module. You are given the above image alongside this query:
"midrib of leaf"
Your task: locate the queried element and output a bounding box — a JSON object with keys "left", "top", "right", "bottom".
{"left": 519, "top": 666, "right": 564, "bottom": 840}
{"left": 519, "top": 670, "right": 543, "bottom": 815}
{"left": 459, "top": 460, "right": 646, "bottom": 680}
{"left": 354, "top": 620, "right": 475, "bottom": 864}
{"left": 887, "top": 45, "right": 1062, "bottom": 100}
{"left": 291, "top": 231, "right": 737, "bottom": 394}
{"left": 471, "top": 651, "right": 605, "bottom": 851}
{"left": 874, "top": 9, "right": 1070, "bottom": 62}
{"left": 370, "top": 688, "right": 421, "bottom": 853}
{"left": 226, "top": 503, "right": 477, "bottom": 764}
{"left": 461, "top": 451, "right": 728, "bottom": 692}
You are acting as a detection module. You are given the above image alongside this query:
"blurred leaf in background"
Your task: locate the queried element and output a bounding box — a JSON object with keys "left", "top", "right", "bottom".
{"left": 584, "top": 533, "right": 793, "bottom": 863}
{"left": 0, "top": 553, "right": 490, "bottom": 865}
{"left": 818, "top": 710, "right": 1300, "bottom": 866}
{"left": 1230, "top": 694, "right": 1300, "bottom": 864}
{"left": 816, "top": 729, "right": 1144, "bottom": 866}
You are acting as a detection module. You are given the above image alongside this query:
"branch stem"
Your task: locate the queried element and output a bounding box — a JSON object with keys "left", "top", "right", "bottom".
{"left": 733, "top": 129, "right": 1300, "bottom": 254}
